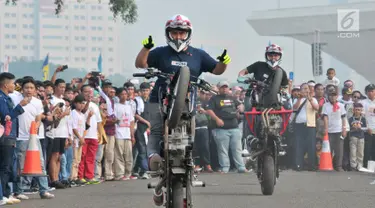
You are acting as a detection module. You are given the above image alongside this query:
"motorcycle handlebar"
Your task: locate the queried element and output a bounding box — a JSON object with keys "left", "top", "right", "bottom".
{"left": 133, "top": 73, "right": 146, "bottom": 77}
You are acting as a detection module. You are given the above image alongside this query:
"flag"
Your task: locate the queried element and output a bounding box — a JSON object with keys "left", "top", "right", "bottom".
{"left": 42, "top": 54, "right": 49, "bottom": 81}
{"left": 98, "top": 52, "right": 102, "bottom": 73}
{"left": 2, "top": 56, "right": 10, "bottom": 72}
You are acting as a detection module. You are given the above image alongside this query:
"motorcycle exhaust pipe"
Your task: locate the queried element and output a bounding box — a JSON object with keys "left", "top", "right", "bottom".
{"left": 153, "top": 189, "right": 164, "bottom": 206}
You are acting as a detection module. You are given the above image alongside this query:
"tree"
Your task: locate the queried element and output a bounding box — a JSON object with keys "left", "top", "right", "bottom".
{"left": 6, "top": 0, "right": 137, "bottom": 24}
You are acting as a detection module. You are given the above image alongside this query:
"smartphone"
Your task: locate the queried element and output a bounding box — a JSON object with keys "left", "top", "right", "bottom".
{"left": 289, "top": 71, "right": 294, "bottom": 81}
{"left": 91, "top": 71, "right": 101, "bottom": 77}
{"left": 61, "top": 65, "right": 68, "bottom": 71}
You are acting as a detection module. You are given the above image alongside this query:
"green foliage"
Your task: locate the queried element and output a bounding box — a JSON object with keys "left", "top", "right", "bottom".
{"left": 6, "top": 0, "right": 138, "bottom": 24}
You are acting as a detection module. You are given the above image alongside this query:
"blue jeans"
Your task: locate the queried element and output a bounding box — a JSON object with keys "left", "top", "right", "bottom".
{"left": 14, "top": 140, "right": 49, "bottom": 196}
{"left": 213, "top": 128, "right": 246, "bottom": 173}
{"left": 0, "top": 137, "right": 16, "bottom": 198}
{"left": 59, "top": 146, "right": 73, "bottom": 181}
{"left": 133, "top": 127, "right": 148, "bottom": 174}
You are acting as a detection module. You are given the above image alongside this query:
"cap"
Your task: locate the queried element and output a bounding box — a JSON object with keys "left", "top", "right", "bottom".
{"left": 344, "top": 80, "right": 353, "bottom": 87}
{"left": 217, "top": 81, "right": 229, "bottom": 88}
{"left": 342, "top": 87, "right": 353, "bottom": 95}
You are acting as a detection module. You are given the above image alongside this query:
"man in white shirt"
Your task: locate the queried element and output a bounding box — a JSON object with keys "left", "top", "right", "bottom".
{"left": 12, "top": 78, "right": 54, "bottom": 199}
{"left": 322, "top": 88, "right": 347, "bottom": 171}
{"left": 360, "top": 84, "right": 375, "bottom": 168}
{"left": 79, "top": 85, "right": 102, "bottom": 184}
{"left": 114, "top": 88, "right": 135, "bottom": 180}
{"left": 48, "top": 79, "right": 70, "bottom": 189}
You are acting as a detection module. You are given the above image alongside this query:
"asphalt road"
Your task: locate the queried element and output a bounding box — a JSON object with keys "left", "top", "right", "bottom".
{"left": 11, "top": 170, "right": 375, "bottom": 208}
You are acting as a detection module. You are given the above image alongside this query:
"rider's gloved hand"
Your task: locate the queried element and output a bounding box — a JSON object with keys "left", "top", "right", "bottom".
{"left": 217, "top": 49, "right": 231, "bottom": 64}
{"left": 142, "top": 35, "right": 154, "bottom": 50}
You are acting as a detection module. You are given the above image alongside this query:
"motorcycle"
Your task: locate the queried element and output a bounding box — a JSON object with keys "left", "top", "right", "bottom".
{"left": 133, "top": 67, "right": 217, "bottom": 208}
{"left": 237, "top": 69, "right": 292, "bottom": 195}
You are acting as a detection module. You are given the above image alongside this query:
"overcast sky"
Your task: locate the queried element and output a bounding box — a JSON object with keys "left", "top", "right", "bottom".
{"left": 120, "top": 0, "right": 371, "bottom": 89}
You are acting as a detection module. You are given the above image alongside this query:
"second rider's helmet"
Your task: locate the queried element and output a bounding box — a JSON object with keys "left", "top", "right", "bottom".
{"left": 265, "top": 43, "right": 283, "bottom": 68}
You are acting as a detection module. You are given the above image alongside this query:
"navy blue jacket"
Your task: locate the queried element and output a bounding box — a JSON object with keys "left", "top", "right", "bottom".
{"left": 0, "top": 90, "right": 24, "bottom": 139}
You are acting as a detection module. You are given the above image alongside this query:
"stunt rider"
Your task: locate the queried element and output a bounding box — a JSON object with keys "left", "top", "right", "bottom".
{"left": 134, "top": 14, "right": 231, "bottom": 172}
{"left": 237, "top": 43, "right": 290, "bottom": 148}
{"left": 237, "top": 43, "right": 289, "bottom": 87}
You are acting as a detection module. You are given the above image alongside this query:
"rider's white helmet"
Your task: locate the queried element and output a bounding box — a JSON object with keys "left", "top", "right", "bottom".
{"left": 265, "top": 43, "right": 283, "bottom": 68}
{"left": 165, "top": 14, "right": 193, "bottom": 52}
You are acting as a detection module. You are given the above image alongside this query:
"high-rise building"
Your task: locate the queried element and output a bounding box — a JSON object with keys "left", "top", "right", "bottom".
{"left": 0, "top": 0, "right": 120, "bottom": 74}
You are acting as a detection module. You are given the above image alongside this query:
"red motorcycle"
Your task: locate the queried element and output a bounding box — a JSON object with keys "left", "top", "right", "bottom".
{"left": 238, "top": 69, "right": 292, "bottom": 195}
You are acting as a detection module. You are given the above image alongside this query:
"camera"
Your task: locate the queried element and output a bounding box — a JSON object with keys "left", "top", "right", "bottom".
{"left": 58, "top": 102, "right": 64, "bottom": 108}
{"left": 60, "top": 65, "right": 68, "bottom": 71}
{"left": 91, "top": 71, "right": 101, "bottom": 77}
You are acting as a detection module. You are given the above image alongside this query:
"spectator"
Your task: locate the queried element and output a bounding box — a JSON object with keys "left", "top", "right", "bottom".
{"left": 323, "top": 68, "right": 340, "bottom": 87}
{"left": 349, "top": 103, "right": 366, "bottom": 171}
{"left": 206, "top": 81, "right": 247, "bottom": 173}
{"left": 361, "top": 84, "right": 375, "bottom": 168}
{"left": 0, "top": 72, "right": 29, "bottom": 204}
{"left": 114, "top": 88, "right": 135, "bottom": 180}
{"left": 322, "top": 87, "right": 346, "bottom": 171}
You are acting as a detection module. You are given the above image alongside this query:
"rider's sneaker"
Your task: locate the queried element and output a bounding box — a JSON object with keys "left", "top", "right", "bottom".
{"left": 194, "top": 165, "right": 202, "bottom": 172}
{"left": 149, "top": 154, "right": 162, "bottom": 171}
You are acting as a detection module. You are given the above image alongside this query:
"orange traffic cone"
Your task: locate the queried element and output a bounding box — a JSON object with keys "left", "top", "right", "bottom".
{"left": 319, "top": 132, "right": 334, "bottom": 171}
{"left": 22, "top": 121, "right": 47, "bottom": 176}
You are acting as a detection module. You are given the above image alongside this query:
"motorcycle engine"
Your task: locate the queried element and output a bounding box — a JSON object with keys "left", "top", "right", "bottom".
{"left": 267, "top": 114, "right": 283, "bottom": 137}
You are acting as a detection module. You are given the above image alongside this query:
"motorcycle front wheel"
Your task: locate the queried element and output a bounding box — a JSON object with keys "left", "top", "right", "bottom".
{"left": 260, "top": 154, "right": 276, "bottom": 195}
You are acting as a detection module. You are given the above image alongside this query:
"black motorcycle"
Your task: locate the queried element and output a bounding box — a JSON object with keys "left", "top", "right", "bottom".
{"left": 237, "top": 69, "right": 292, "bottom": 195}
{"left": 133, "top": 67, "right": 217, "bottom": 208}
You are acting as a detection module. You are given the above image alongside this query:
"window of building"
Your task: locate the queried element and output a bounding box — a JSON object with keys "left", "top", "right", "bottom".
{"left": 5, "top": 13, "right": 10, "bottom": 17}
{"left": 98, "top": 16, "right": 103, "bottom": 20}
{"left": 98, "top": 37, "right": 102, "bottom": 41}
{"left": 5, "top": 45, "right": 10, "bottom": 49}
{"left": 75, "top": 57, "right": 80, "bottom": 62}
{"left": 12, "top": 45, "right": 17, "bottom": 49}
{"left": 80, "top": 16, "right": 85, "bottom": 20}
{"left": 74, "top": 26, "right": 79, "bottom": 30}
{"left": 29, "top": 14, "right": 34, "bottom": 18}
{"left": 92, "top": 57, "right": 97, "bottom": 62}
{"left": 80, "top": 37, "right": 86, "bottom": 41}
{"left": 74, "top": 5, "right": 79, "bottom": 9}
{"left": 98, "top": 6, "right": 102, "bottom": 10}
{"left": 11, "top": 24, "right": 16, "bottom": 28}
{"left": 29, "top": 46, "right": 34, "bottom": 50}
{"left": 98, "top": 27, "right": 102, "bottom": 31}
{"left": 29, "top": 24, "right": 34, "bottom": 29}
{"left": 23, "top": 46, "right": 28, "bottom": 50}
{"left": 80, "top": 26, "right": 86, "bottom": 30}
{"left": 42, "top": 24, "right": 62, "bottom": 29}
{"left": 108, "top": 48, "right": 113, "bottom": 52}
{"left": 65, "top": 25, "right": 69, "bottom": 30}
{"left": 81, "top": 47, "right": 86, "bottom": 51}
{"left": 11, "top": 34, "right": 16, "bottom": 39}
{"left": 108, "top": 27, "right": 113, "bottom": 31}
{"left": 91, "top": 16, "right": 97, "bottom": 20}
{"left": 108, "top": 58, "right": 113, "bottom": 62}
{"left": 65, "top": 36, "right": 69, "bottom": 40}
{"left": 5, "top": 24, "right": 10, "bottom": 28}
{"left": 28, "top": 3, "right": 33, "bottom": 8}
{"left": 11, "top": 13, "right": 16, "bottom": 18}
{"left": 43, "top": 46, "right": 64, "bottom": 50}
{"left": 74, "top": 37, "right": 79, "bottom": 41}
{"left": 108, "top": 37, "right": 113, "bottom": 41}
{"left": 23, "top": 24, "right": 28, "bottom": 29}
{"left": 74, "top": 15, "right": 79, "bottom": 20}
{"left": 92, "top": 47, "right": 97, "bottom": 52}
{"left": 91, "top": 5, "right": 96, "bottom": 10}
{"left": 5, "top": 34, "right": 10, "bottom": 39}
{"left": 91, "top": 26, "right": 96, "bottom": 31}
{"left": 29, "top": 35, "right": 34, "bottom": 39}
{"left": 23, "top": 14, "right": 27, "bottom": 18}
{"left": 43, "top": 36, "right": 63, "bottom": 40}
{"left": 23, "top": 35, "right": 28, "bottom": 39}
{"left": 81, "top": 57, "right": 86, "bottom": 61}
{"left": 65, "top": 57, "right": 69, "bottom": 61}
{"left": 80, "top": 5, "right": 85, "bottom": 9}
{"left": 92, "top": 37, "right": 97, "bottom": 41}
{"left": 22, "top": 3, "right": 27, "bottom": 7}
